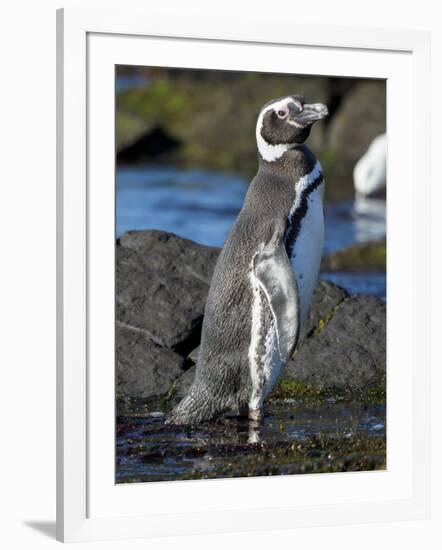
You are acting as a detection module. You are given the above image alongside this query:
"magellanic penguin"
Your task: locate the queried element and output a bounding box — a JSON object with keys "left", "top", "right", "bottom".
{"left": 167, "top": 95, "right": 328, "bottom": 425}
{"left": 353, "top": 133, "right": 387, "bottom": 198}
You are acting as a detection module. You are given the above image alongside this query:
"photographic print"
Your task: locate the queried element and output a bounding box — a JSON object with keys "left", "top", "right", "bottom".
{"left": 115, "top": 66, "right": 386, "bottom": 483}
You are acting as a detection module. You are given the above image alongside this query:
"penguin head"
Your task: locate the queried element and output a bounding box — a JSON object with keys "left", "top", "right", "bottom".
{"left": 256, "top": 95, "right": 328, "bottom": 162}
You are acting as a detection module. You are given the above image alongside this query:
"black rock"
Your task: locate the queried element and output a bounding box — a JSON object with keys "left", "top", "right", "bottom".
{"left": 286, "top": 295, "right": 386, "bottom": 390}
{"left": 117, "top": 126, "right": 181, "bottom": 164}
{"left": 299, "top": 280, "right": 348, "bottom": 343}
{"left": 116, "top": 323, "right": 185, "bottom": 399}
{"left": 116, "top": 230, "right": 220, "bottom": 352}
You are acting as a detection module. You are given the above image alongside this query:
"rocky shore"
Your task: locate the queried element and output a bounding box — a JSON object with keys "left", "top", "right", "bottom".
{"left": 116, "top": 230, "right": 386, "bottom": 410}
{"left": 115, "top": 229, "right": 386, "bottom": 481}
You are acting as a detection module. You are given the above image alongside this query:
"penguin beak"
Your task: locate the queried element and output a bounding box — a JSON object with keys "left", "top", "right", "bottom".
{"left": 294, "top": 103, "right": 328, "bottom": 126}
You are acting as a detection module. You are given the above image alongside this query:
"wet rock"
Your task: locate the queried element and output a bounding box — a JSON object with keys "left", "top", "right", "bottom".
{"left": 116, "top": 323, "right": 185, "bottom": 399}
{"left": 116, "top": 230, "right": 220, "bottom": 351}
{"left": 116, "top": 400, "right": 386, "bottom": 482}
{"left": 286, "top": 295, "right": 386, "bottom": 391}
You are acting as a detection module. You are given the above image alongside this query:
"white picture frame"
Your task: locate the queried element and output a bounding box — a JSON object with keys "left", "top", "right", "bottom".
{"left": 56, "top": 7, "right": 431, "bottom": 543}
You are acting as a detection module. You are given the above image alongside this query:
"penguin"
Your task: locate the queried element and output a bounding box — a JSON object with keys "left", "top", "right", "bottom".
{"left": 166, "top": 95, "right": 328, "bottom": 425}
{"left": 353, "top": 133, "right": 387, "bottom": 198}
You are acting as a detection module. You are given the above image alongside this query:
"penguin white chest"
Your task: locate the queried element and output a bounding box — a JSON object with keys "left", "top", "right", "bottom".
{"left": 289, "top": 182, "right": 325, "bottom": 326}
{"left": 247, "top": 162, "right": 325, "bottom": 414}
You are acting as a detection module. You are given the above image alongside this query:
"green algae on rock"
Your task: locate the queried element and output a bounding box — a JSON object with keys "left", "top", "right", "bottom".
{"left": 321, "top": 240, "right": 386, "bottom": 272}
{"left": 116, "top": 400, "right": 386, "bottom": 483}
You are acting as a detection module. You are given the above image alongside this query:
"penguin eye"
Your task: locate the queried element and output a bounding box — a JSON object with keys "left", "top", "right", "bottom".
{"left": 276, "top": 107, "right": 289, "bottom": 118}
{"left": 276, "top": 108, "right": 289, "bottom": 119}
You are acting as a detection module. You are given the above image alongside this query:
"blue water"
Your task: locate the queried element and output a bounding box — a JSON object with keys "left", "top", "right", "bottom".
{"left": 116, "top": 166, "right": 245, "bottom": 247}
{"left": 321, "top": 272, "right": 386, "bottom": 301}
{"left": 116, "top": 166, "right": 386, "bottom": 298}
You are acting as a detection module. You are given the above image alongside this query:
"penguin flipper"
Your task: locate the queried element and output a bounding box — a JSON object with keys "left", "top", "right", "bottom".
{"left": 253, "top": 231, "right": 300, "bottom": 362}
